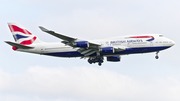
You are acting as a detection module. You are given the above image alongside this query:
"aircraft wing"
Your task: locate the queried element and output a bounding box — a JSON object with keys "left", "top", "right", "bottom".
{"left": 5, "top": 41, "right": 34, "bottom": 49}
{"left": 39, "top": 26, "right": 76, "bottom": 42}
{"left": 39, "top": 26, "right": 100, "bottom": 49}
{"left": 39, "top": 26, "right": 125, "bottom": 56}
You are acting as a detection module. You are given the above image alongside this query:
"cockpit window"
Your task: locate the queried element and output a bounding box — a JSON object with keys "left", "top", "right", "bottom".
{"left": 159, "top": 35, "right": 163, "bottom": 37}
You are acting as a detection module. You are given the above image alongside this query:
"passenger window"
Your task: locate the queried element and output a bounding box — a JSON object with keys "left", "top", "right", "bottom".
{"left": 159, "top": 35, "right": 163, "bottom": 37}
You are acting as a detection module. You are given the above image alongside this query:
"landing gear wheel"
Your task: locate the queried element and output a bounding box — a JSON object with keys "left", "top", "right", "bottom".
{"left": 88, "top": 56, "right": 104, "bottom": 66}
{"left": 155, "top": 56, "right": 159, "bottom": 59}
{"left": 155, "top": 51, "right": 159, "bottom": 59}
{"left": 98, "top": 62, "right": 102, "bottom": 66}
{"left": 88, "top": 59, "right": 92, "bottom": 64}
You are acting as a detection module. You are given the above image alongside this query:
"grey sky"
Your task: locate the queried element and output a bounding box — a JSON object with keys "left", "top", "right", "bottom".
{"left": 0, "top": 0, "right": 180, "bottom": 101}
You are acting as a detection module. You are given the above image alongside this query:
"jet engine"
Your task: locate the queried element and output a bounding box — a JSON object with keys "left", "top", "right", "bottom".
{"left": 101, "top": 47, "right": 114, "bottom": 53}
{"left": 74, "top": 41, "right": 89, "bottom": 48}
{"left": 107, "top": 56, "right": 120, "bottom": 62}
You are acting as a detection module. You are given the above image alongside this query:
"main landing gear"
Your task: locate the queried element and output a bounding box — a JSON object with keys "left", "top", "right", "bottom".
{"left": 88, "top": 56, "right": 104, "bottom": 66}
{"left": 155, "top": 51, "right": 159, "bottom": 59}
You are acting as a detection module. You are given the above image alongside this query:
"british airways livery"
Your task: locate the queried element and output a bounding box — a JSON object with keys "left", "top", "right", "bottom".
{"left": 5, "top": 22, "right": 175, "bottom": 66}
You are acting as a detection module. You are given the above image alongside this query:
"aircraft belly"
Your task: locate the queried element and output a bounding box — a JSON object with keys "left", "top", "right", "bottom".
{"left": 43, "top": 51, "right": 83, "bottom": 57}
{"left": 42, "top": 47, "right": 83, "bottom": 57}
{"left": 42, "top": 46, "right": 171, "bottom": 57}
{"left": 43, "top": 47, "right": 77, "bottom": 53}
{"left": 113, "top": 46, "right": 171, "bottom": 55}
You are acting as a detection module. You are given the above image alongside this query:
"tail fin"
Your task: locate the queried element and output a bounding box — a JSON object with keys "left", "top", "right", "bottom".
{"left": 8, "top": 22, "right": 43, "bottom": 45}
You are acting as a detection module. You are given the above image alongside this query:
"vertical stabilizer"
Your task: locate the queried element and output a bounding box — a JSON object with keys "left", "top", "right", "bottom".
{"left": 8, "top": 22, "right": 43, "bottom": 45}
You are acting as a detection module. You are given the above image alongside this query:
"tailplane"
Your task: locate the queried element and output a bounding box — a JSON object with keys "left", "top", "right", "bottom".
{"left": 5, "top": 41, "right": 34, "bottom": 49}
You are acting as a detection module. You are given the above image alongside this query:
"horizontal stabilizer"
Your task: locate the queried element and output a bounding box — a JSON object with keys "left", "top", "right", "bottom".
{"left": 5, "top": 41, "right": 34, "bottom": 49}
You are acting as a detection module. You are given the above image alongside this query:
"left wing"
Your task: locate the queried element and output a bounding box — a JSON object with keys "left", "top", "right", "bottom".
{"left": 39, "top": 26, "right": 125, "bottom": 56}
{"left": 39, "top": 26, "right": 76, "bottom": 42}
{"left": 39, "top": 26, "right": 100, "bottom": 49}
{"left": 39, "top": 26, "right": 101, "bottom": 56}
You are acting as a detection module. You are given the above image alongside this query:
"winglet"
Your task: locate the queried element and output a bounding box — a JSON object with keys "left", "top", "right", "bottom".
{"left": 39, "top": 26, "right": 76, "bottom": 41}
{"left": 39, "top": 26, "right": 50, "bottom": 32}
{"left": 39, "top": 26, "right": 55, "bottom": 34}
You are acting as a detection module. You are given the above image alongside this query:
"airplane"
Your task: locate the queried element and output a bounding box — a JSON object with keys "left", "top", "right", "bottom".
{"left": 5, "top": 22, "right": 175, "bottom": 66}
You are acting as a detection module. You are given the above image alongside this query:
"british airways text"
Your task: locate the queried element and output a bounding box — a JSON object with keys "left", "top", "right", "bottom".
{"left": 110, "top": 40, "right": 143, "bottom": 44}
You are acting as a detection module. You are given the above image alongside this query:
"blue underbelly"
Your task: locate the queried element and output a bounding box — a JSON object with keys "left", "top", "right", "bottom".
{"left": 114, "top": 46, "right": 170, "bottom": 55}
{"left": 43, "top": 51, "right": 83, "bottom": 57}
{"left": 43, "top": 46, "right": 171, "bottom": 57}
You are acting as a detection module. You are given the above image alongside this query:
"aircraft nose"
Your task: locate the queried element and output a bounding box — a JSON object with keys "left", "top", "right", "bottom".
{"left": 170, "top": 40, "right": 175, "bottom": 46}
{"left": 172, "top": 41, "right": 175, "bottom": 45}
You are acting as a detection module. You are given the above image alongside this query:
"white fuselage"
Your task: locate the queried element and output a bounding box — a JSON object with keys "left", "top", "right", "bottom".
{"left": 16, "top": 34, "right": 174, "bottom": 58}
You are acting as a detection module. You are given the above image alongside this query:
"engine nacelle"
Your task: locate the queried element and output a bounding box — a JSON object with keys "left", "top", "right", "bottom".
{"left": 101, "top": 47, "right": 114, "bottom": 53}
{"left": 74, "top": 41, "right": 89, "bottom": 48}
{"left": 107, "top": 56, "right": 120, "bottom": 62}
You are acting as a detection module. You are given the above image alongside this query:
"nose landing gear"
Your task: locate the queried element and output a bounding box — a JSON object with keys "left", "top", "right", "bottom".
{"left": 155, "top": 56, "right": 159, "bottom": 59}
{"left": 155, "top": 51, "right": 159, "bottom": 59}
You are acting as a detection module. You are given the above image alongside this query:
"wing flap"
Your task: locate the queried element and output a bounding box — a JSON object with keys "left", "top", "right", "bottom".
{"left": 77, "top": 48, "right": 86, "bottom": 53}
{"left": 81, "top": 49, "right": 93, "bottom": 55}
{"left": 77, "top": 48, "right": 96, "bottom": 56}
{"left": 84, "top": 50, "right": 96, "bottom": 56}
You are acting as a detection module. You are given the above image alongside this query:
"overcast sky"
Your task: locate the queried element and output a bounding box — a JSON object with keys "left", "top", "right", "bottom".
{"left": 0, "top": 0, "right": 180, "bottom": 101}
